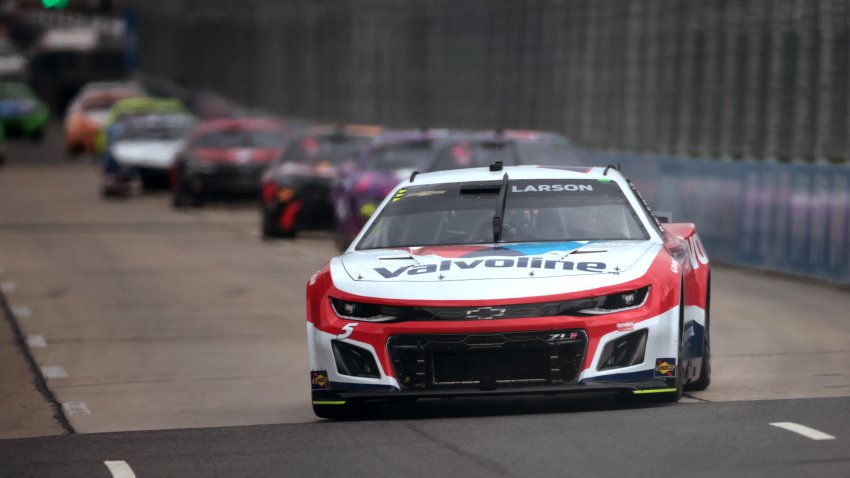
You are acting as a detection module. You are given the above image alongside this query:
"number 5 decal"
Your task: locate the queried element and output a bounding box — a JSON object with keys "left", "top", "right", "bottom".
{"left": 337, "top": 323, "right": 357, "bottom": 340}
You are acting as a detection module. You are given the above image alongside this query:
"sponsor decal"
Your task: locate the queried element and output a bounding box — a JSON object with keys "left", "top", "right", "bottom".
{"left": 670, "top": 258, "right": 679, "bottom": 274}
{"left": 311, "top": 371, "right": 330, "bottom": 389}
{"left": 373, "top": 259, "right": 608, "bottom": 278}
{"left": 654, "top": 358, "right": 677, "bottom": 377}
{"left": 616, "top": 321, "right": 635, "bottom": 332}
{"left": 511, "top": 184, "right": 594, "bottom": 193}
{"left": 308, "top": 273, "right": 317, "bottom": 286}
{"left": 337, "top": 322, "right": 357, "bottom": 340}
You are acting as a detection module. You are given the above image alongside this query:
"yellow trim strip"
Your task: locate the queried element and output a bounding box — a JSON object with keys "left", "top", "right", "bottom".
{"left": 632, "top": 388, "right": 678, "bottom": 395}
{"left": 313, "top": 400, "right": 346, "bottom": 405}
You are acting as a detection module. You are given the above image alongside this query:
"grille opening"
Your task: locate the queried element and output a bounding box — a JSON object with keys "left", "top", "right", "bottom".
{"left": 433, "top": 348, "right": 549, "bottom": 386}
{"left": 597, "top": 329, "right": 648, "bottom": 371}
{"left": 388, "top": 330, "right": 586, "bottom": 391}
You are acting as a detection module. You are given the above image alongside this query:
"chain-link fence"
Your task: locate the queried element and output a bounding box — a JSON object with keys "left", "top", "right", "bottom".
{"left": 133, "top": 0, "right": 850, "bottom": 162}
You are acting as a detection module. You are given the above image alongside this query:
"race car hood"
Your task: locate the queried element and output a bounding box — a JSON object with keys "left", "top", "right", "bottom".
{"left": 333, "top": 241, "right": 661, "bottom": 300}
{"left": 111, "top": 140, "right": 185, "bottom": 169}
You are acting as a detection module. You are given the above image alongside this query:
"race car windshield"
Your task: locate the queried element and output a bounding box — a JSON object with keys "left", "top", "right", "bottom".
{"left": 283, "top": 135, "right": 371, "bottom": 166}
{"left": 356, "top": 179, "right": 648, "bottom": 249}
{"left": 364, "top": 141, "right": 435, "bottom": 171}
{"left": 193, "top": 129, "right": 287, "bottom": 149}
{"left": 429, "top": 141, "right": 517, "bottom": 171}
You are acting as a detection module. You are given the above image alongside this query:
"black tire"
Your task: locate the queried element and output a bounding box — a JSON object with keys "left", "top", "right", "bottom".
{"left": 686, "top": 275, "right": 711, "bottom": 391}
{"left": 173, "top": 182, "right": 203, "bottom": 209}
{"left": 172, "top": 189, "right": 191, "bottom": 209}
{"left": 261, "top": 209, "right": 296, "bottom": 240}
{"left": 66, "top": 145, "right": 81, "bottom": 158}
{"left": 101, "top": 184, "right": 127, "bottom": 199}
{"left": 261, "top": 210, "right": 277, "bottom": 239}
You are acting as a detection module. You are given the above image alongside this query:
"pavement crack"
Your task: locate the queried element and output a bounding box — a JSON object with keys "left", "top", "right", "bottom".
{"left": 405, "top": 422, "right": 519, "bottom": 478}
{"left": 0, "top": 288, "right": 75, "bottom": 434}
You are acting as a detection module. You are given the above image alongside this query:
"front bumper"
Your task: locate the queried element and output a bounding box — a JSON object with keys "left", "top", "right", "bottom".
{"left": 307, "top": 302, "right": 681, "bottom": 404}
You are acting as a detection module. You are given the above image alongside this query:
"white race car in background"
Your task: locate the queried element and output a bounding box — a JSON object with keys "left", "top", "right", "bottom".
{"left": 102, "top": 112, "right": 197, "bottom": 196}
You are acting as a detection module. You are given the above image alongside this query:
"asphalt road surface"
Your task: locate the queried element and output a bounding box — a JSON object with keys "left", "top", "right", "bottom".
{"left": 1, "top": 126, "right": 849, "bottom": 477}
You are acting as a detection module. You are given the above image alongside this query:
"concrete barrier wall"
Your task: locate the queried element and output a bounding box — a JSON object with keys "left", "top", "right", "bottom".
{"left": 596, "top": 153, "right": 850, "bottom": 285}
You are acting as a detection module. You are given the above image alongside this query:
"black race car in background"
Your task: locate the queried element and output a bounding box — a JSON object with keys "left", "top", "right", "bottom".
{"left": 259, "top": 125, "right": 380, "bottom": 238}
{"left": 172, "top": 118, "right": 289, "bottom": 208}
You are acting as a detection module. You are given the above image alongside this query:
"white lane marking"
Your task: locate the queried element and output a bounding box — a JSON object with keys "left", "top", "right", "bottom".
{"left": 0, "top": 281, "right": 15, "bottom": 293}
{"left": 104, "top": 461, "right": 136, "bottom": 478}
{"left": 62, "top": 402, "right": 91, "bottom": 416}
{"left": 770, "top": 422, "right": 836, "bottom": 441}
{"left": 27, "top": 335, "right": 47, "bottom": 348}
{"left": 12, "top": 305, "right": 32, "bottom": 317}
{"left": 40, "top": 365, "right": 68, "bottom": 379}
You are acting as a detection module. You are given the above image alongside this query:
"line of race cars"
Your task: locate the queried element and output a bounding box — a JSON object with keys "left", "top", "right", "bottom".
{"left": 63, "top": 80, "right": 586, "bottom": 253}
{"left": 60, "top": 79, "right": 712, "bottom": 420}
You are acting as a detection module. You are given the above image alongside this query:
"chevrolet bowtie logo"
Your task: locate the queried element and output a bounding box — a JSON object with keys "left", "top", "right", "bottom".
{"left": 465, "top": 307, "right": 507, "bottom": 320}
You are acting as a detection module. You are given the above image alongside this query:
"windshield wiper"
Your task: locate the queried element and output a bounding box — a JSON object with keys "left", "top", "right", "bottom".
{"left": 492, "top": 172, "right": 509, "bottom": 242}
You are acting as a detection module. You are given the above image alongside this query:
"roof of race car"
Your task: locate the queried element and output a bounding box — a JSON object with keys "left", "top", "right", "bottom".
{"left": 192, "top": 117, "right": 287, "bottom": 135}
{"left": 399, "top": 164, "right": 619, "bottom": 188}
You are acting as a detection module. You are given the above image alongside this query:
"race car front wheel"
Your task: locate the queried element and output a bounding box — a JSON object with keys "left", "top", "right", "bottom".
{"left": 261, "top": 210, "right": 296, "bottom": 239}
{"left": 686, "top": 275, "right": 711, "bottom": 391}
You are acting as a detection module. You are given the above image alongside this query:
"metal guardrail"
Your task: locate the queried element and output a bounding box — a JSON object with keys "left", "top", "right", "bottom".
{"left": 597, "top": 153, "right": 850, "bottom": 285}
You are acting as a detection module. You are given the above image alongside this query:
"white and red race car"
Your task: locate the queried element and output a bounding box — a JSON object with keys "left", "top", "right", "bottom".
{"left": 306, "top": 164, "right": 711, "bottom": 418}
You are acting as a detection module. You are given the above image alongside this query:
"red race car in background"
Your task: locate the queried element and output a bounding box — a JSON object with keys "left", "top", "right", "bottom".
{"left": 171, "top": 118, "right": 289, "bottom": 208}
